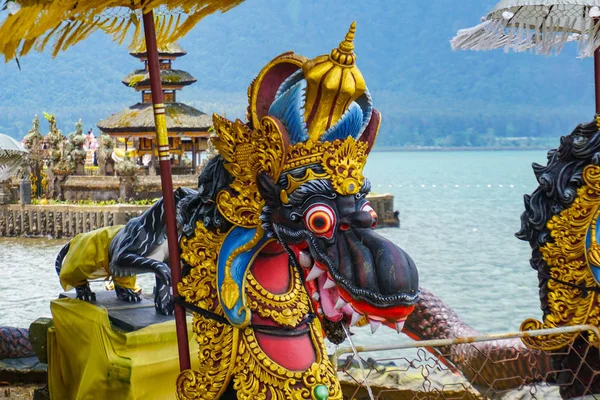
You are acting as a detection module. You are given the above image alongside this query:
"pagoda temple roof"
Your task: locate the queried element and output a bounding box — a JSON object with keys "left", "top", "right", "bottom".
{"left": 130, "top": 42, "right": 187, "bottom": 58}
{"left": 122, "top": 69, "right": 196, "bottom": 88}
{"left": 97, "top": 103, "right": 211, "bottom": 135}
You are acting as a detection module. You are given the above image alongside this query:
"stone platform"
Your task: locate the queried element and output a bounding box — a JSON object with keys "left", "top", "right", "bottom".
{"left": 0, "top": 193, "right": 399, "bottom": 238}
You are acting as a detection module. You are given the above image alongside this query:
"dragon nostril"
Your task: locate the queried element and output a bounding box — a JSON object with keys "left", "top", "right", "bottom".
{"left": 348, "top": 211, "right": 373, "bottom": 228}
{"left": 340, "top": 223, "right": 350, "bottom": 231}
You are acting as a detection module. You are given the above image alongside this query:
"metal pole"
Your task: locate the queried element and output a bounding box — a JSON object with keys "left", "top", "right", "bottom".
{"left": 142, "top": 10, "right": 191, "bottom": 371}
{"left": 595, "top": 46, "right": 600, "bottom": 114}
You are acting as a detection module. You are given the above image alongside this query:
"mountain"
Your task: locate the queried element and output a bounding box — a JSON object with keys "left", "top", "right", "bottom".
{"left": 0, "top": 0, "right": 595, "bottom": 147}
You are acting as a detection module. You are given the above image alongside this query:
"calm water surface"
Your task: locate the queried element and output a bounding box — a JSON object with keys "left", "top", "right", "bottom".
{"left": 0, "top": 150, "right": 549, "bottom": 347}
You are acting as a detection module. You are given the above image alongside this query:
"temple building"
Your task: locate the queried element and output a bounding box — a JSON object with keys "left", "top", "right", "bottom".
{"left": 97, "top": 43, "right": 211, "bottom": 172}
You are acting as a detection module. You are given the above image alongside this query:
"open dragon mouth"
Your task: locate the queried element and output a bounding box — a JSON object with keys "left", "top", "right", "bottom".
{"left": 293, "top": 228, "right": 419, "bottom": 334}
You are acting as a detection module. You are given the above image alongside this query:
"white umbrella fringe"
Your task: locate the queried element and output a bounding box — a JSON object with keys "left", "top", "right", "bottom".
{"left": 451, "top": 3, "right": 600, "bottom": 58}
{"left": 0, "top": 134, "right": 28, "bottom": 181}
{"left": 0, "top": 151, "right": 25, "bottom": 181}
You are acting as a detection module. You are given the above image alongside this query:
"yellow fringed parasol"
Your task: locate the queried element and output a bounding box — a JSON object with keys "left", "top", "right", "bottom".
{"left": 0, "top": 0, "right": 246, "bottom": 373}
{"left": 0, "top": 0, "right": 244, "bottom": 61}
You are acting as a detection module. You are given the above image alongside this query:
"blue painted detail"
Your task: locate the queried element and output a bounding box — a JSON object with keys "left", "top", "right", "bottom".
{"left": 269, "top": 80, "right": 308, "bottom": 144}
{"left": 217, "top": 227, "right": 270, "bottom": 327}
{"left": 356, "top": 88, "right": 374, "bottom": 137}
{"left": 275, "top": 69, "right": 304, "bottom": 99}
{"left": 321, "top": 102, "right": 363, "bottom": 142}
{"left": 585, "top": 213, "right": 600, "bottom": 285}
{"left": 591, "top": 265, "right": 600, "bottom": 285}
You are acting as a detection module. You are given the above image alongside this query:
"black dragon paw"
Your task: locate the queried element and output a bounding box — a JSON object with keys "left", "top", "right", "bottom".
{"left": 154, "top": 280, "right": 174, "bottom": 316}
{"left": 155, "top": 264, "right": 172, "bottom": 286}
{"left": 75, "top": 283, "right": 96, "bottom": 302}
{"left": 115, "top": 285, "right": 142, "bottom": 303}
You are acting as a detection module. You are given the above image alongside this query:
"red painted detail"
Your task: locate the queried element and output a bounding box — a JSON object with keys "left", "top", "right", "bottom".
{"left": 359, "top": 109, "right": 381, "bottom": 155}
{"left": 255, "top": 331, "right": 316, "bottom": 371}
{"left": 250, "top": 244, "right": 297, "bottom": 294}
{"left": 256, "top": 63, "right": 301, "bottom": 122}
{"left": 251, "top": 314, "right": 280, "bottom": 327}
{"left": 337, "top": 286, "right": 415, "bottom": 321}
{"left": 262, "top": 241, "right": 285, "bottom": 254}
{"left": 340, "top": 223, "right": 350, "bottom": 231}
{"left": 290, "top": 242, "right": 309, "bottom": 251}
{"left": 304, "top": 65, "right": 331, "bottom": 130}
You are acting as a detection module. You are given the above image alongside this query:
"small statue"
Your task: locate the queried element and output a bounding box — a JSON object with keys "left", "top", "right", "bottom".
{"left": 115, "top": 153, "right": 137, "bottom": 177}
{"left": 22, "top": 115, "right": 45, "bottom": 197}
{"left": 67, "top": 120, "right": 87, "bottom": 175}
{"left": 96, "top": 133, "right": 115, "bottom": 176}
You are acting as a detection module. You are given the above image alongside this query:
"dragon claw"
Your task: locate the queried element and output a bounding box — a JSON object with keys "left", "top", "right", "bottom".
{"left": 75, "top": 283, "right": 96, "bottom": 302}
{"left": 115, "top": 285, "right": 142, "bottom": 303}
{"left": 153, "top": 277, "right": 174, "bottom": 316}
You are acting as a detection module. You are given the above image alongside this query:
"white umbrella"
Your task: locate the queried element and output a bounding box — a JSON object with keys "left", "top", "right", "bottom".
{"left": 0, "top": 133, "right": 27, "bottom": 181}
{"left": 452, "top": 0, "right": 600, "bottom": 111}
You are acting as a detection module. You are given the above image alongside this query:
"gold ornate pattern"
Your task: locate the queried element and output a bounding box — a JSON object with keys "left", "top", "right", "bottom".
{"left": 213, "top": 115, "right": 288, "bottom": 228}
{"left": 302, "top": 22, "right": 366, "bottom": 141}
{"left": 177, "top": 224, "right": 237, "bottom": 400}
{"left": 232, "top": 318, "right": 342, "bottom": 400}
{"left": 322, "top": 136, "right": 368, "bottom": 195}
{"left": 29, "top": 173, "right": 38, "bottom": 197}
{"left": 520, "top": 164, "right": 600, "bottom": 350}
{"left": 246, "top": 265, "right": 310, "bottom": 327}
{"left": 282, "top": 137, "right": 368, "bottom": 196}
{"left": 177, "top": 221, "right": 342, "bottom": 398}
{"left": 177, "top": 318, "right": 239, "bottom": 400}
{"left": 284, "top": 169, "right": 330, "bottom": 198}
{"left": 178, "top": 224, "right": 226, "bottom": 312}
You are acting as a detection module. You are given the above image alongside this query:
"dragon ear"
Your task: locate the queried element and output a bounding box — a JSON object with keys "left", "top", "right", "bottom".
{"left": 247, "top": 52, "right": 308, "bottom": 128}
{"left": 359, "top": 108, "right": 381, "bottom": 155}
{"left": 257, "top": 172, "right": 281, "bottom": 207}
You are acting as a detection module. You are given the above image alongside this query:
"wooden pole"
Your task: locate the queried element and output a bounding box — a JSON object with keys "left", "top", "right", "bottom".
{"left": 142, "top": 10, "right": 191, "bottom": 371}
{"left": 191, "top": 138, "right": 197, "bottom": 170}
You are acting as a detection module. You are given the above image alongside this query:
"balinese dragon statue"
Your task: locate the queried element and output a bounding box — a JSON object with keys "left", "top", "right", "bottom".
{"left": 45, "top": 22, "right": 600, "bottom": 400}
{"left": 53, "top": 23, "right": 420, "bottom": 399}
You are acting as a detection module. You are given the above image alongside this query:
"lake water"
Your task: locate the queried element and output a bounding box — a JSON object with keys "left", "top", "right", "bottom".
{"left": 0, "top": 150, "right": 549, "bottom": 347}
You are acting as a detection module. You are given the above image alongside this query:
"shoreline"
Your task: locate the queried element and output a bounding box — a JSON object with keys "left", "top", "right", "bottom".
{"left": 372, "top": 146, "right": 550, "bottom": 152}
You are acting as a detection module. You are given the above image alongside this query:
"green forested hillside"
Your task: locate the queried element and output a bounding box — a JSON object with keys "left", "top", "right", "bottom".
{"left": 0, "top": 0, "right": 595, "bottom": 147}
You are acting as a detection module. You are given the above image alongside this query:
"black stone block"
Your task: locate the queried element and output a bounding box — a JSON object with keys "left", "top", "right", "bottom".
{"left": 59, "top": 290, "right": 174, "bottom": 332}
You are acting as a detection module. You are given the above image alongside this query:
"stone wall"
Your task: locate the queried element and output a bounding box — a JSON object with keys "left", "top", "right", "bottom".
{"left": 0, "top": 193, "right": 398, "bottom": 238}
{"left": 60, "top": 175, "right": 198, "bottom": 202}
{"left": 0, "top": 204, "right": 148, "bottom": 238}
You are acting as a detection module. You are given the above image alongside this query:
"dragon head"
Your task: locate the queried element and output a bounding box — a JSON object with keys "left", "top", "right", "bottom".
{"left": 210, "top": 22, "right": 419, "bottom": 337}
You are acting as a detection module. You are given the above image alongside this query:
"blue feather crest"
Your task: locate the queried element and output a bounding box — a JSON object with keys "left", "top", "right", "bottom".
{"left": 268, "top": 79, "right": 308, "bottom": 144}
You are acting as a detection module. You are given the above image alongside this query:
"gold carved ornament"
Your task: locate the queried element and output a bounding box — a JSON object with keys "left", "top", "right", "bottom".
{"left": 211, "top": 113, "right": 289, "bottom": 314}
{"left": 520, "top": 164, "right": 600, "bottom": 350}
{"left": 232, "top": 318, "right": 342, "bottom": 400}
{"left": 302, "top": 21, "right": 366, "bottom": 141}
{"left": 246, "top": 264, "right": 310, "bottom": 328}
{"left": 177, "top": 224, "right": 237, "bottom": 400}
{"left": 176, "top": 223, "right": 342, "bottom": 399}
{"left": 212, "top": 114, "right": 288, "bottom": 228}
{"left": 281, "top": 136, "right": 369, "bottom": 199}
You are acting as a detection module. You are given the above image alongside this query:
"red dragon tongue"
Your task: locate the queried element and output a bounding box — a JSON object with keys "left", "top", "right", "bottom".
{"left": 317, "top": 272, "right": 344, "bottom": 322}
{"left": 337, "top": 286, "right": 415, "bottom": 323}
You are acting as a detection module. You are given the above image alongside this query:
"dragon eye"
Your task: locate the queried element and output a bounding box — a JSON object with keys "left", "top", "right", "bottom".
{"left": 304, "top": 204, "right": 336, "bottom": 238}
{"left": 361, "top": 202, "right": 378, "bottom": 228}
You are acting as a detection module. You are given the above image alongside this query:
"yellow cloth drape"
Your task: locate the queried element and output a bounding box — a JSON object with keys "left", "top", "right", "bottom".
{"left": 48, "top": 298, "right": 199, "bottom": 400}
{"left": 59, "top": 225, "right": 137, "bottom": 291}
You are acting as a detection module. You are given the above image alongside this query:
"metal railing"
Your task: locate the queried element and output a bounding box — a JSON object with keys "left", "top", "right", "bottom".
{"left": 334, "top": 325, "right": 600, "bottom": 400}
